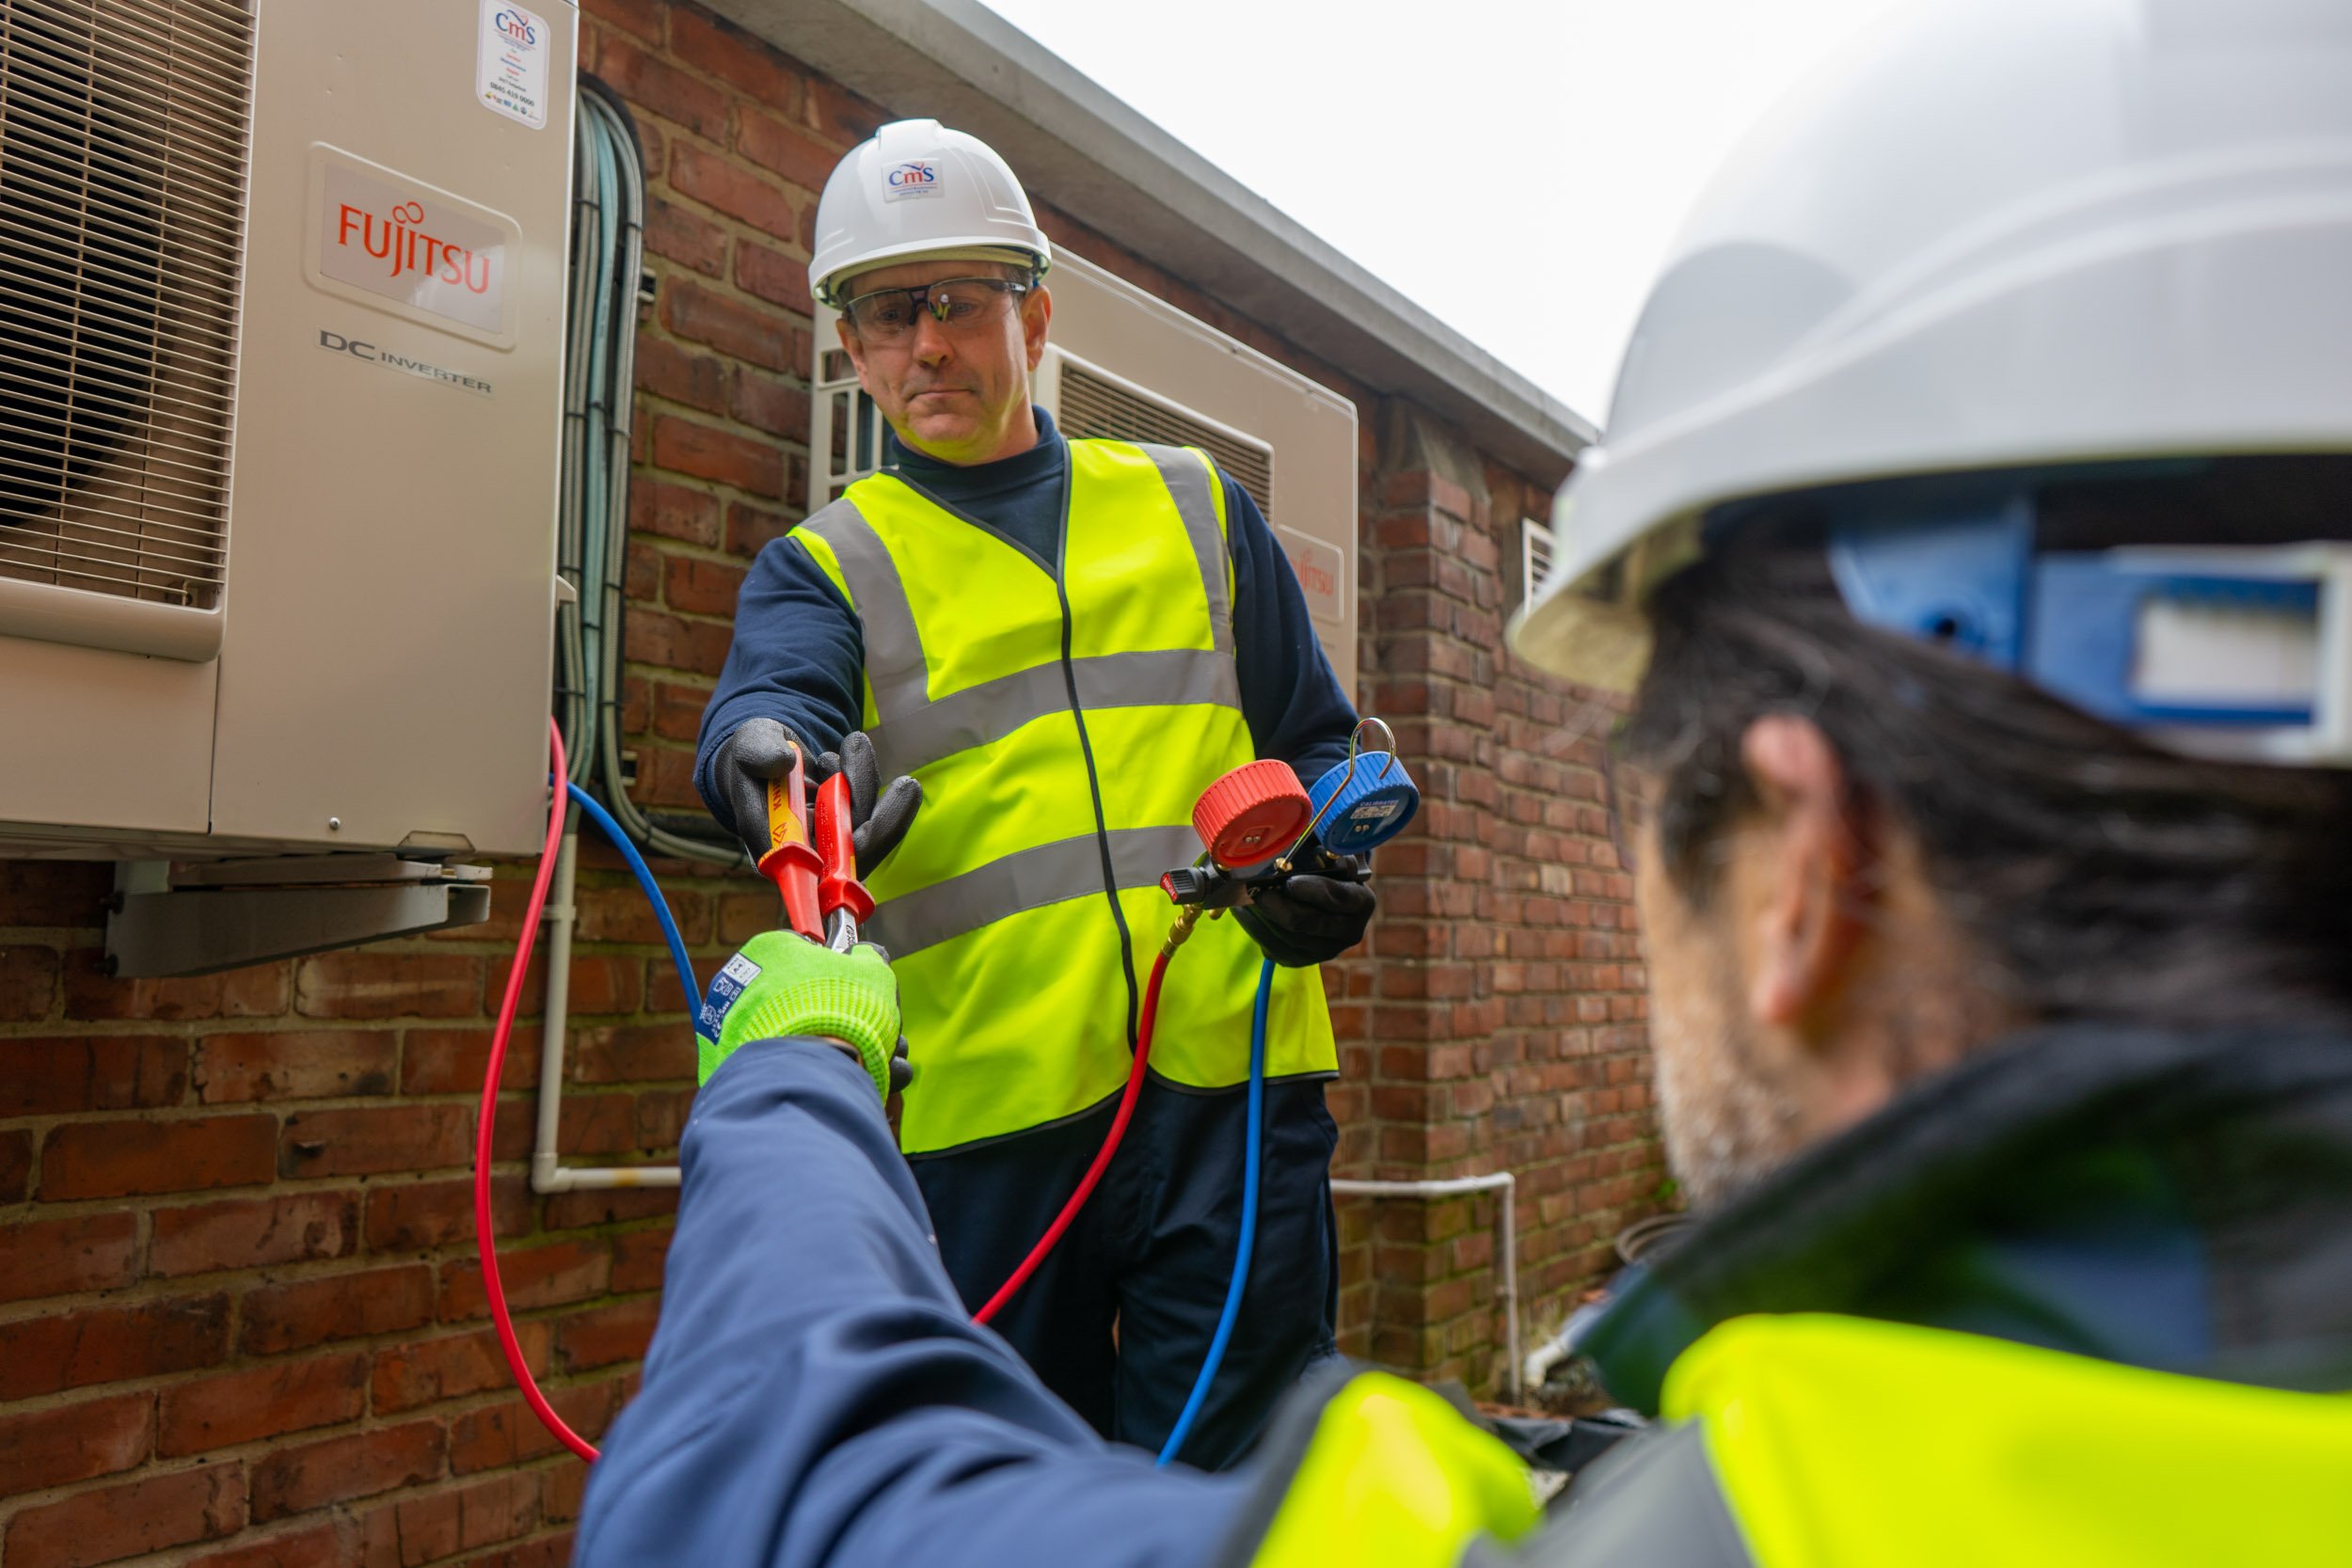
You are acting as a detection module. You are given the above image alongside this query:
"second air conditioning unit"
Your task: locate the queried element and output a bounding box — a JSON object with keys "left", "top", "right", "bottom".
{"left": 811, "top": 251, "right": 1360, "bottom": 697}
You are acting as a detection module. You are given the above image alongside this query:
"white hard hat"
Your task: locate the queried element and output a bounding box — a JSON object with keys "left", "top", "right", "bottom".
{"left": 808, "top": 119, "right": 1053, "bottom": 309}
{"left": 1512, "top": 0, "right": 2352, "bottom": 693}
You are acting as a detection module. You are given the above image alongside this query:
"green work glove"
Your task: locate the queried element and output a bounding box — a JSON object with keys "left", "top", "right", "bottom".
{"left": 696, "top": 932, "right": 899, "bottom": 1101}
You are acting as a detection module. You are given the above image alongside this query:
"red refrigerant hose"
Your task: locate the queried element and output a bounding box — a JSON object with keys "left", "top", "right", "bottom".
{"left": 971, "top": 949, "right": 1169, "bottom": 1324}
{"left": 478, "top": 720, "right": 1182, "bottom": 1457}
{"left": 475, "top": 719, "right": 600, "bottom": 1464}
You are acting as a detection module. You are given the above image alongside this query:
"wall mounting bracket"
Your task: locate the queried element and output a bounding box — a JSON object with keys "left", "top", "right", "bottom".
{"left": 104, "top": 855, "right": 494, "bottom": 977}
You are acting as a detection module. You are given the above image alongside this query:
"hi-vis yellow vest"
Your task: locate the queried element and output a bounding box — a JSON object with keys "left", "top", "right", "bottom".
{"left": 791, "top": 438, "right": 1339, "bottom": 1155}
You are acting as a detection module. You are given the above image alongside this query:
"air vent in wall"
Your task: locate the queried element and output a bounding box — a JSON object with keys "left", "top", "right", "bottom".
{"left": 0, "top": 0, "right": 252, "bottom": 613}
{"left": 1054, "top": 353, "right": 1274, "bottom": 516}
{"left": 1521, "top": 516, "right": 1554, "bottom": 606}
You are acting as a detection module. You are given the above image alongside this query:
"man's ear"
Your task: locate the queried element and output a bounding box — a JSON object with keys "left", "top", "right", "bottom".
{"left": 1738, "top": 714, "right": 1867, "bottom": 1032}
{"left": 1023, "top": 284, "right": 1053, "bottom": 371}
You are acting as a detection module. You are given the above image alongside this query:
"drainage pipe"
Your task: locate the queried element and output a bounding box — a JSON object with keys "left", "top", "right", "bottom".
{"left": 530, "top": 823, "right": 682, "bottom": 1195}
{"left": 1329, "top": 1172, "right": 1519, "bottom": 1402}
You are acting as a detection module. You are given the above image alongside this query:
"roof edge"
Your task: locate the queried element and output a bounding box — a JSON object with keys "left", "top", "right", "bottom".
{"left": 703, "top": 0, "right": 1598, "bottom": 483}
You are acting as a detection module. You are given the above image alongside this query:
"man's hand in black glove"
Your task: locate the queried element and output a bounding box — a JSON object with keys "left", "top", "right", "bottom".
{"left": 1234, "top": 853, "right": 1377, "bottom": 967}
{"left": 810, "top": 731, "right": 922, "bottom": 879}
{"left": 708, "top": 718, "right": 920, "bottom": 877}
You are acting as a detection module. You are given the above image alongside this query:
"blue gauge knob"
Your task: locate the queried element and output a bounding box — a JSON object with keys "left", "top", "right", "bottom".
{"left": 1307, "top": 751, "right": 1420, "bottom": 853}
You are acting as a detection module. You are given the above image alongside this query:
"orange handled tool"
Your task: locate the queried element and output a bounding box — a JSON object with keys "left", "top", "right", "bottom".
{"left": 814, "top": 770, "right": 876, "bottom": 950}
{"left": 755, "top": 743, "right": 824, "bottom": 941}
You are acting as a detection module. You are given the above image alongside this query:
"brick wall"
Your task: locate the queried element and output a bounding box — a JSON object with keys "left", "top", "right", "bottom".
{"left": 0, "top": 2, "right": 1658, "bottom": 1560}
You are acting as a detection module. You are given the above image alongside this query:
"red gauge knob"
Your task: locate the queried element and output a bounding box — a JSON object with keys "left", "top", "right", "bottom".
{"left": 1192, "top": 759, "right": 1312, "bottom": 867}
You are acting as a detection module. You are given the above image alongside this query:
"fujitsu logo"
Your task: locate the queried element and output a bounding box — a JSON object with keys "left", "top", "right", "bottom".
{"left": 334, "top": 198, "right": 495, "bottom": 294}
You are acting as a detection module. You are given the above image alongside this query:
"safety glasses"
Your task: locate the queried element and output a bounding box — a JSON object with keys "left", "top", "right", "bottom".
{"left": 842, "top": 277, "right": 1029, "bottom": 342}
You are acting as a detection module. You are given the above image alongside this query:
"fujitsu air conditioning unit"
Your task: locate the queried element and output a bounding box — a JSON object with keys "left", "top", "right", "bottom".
{"left": 0, "top": 2, "right": 577, "bottom": 967}
{"left": 811, "top": 251, "right": 1360, "bottom": 697}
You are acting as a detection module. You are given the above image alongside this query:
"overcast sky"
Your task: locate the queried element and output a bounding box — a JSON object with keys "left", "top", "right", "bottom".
{"left": 977, "top": 0, "right": 1916, "bottom": 426}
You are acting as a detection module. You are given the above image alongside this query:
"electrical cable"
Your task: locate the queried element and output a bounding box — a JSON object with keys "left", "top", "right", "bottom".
{"left": 1156, "top": 956, "right": 1273, "bottom": 1467}
{"left": 972, "top": 947, "right": 1174, "bottom": 1325}
{"left": 477, "top": 720, "right": 600, "bottom": 1464}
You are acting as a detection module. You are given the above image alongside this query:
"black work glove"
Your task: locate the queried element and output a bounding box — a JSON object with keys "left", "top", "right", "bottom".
{"left": 1235, "top": 860, "right": 1377, "bottom": 967}
{"left": 709, "top": 718, "right": 921, "bottom": 878}
{"left": 811, "top": 730, "right": 922, "bottom": 879}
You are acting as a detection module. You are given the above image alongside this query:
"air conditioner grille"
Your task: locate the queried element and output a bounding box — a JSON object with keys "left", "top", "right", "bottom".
{"left": 0, "top": 0, "right": 252, "bottom": 610}
{"left": 1056, "top": 357, "right": 1274, "bottom": 515}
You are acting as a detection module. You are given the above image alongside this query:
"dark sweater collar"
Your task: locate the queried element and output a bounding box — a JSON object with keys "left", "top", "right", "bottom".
{"left": 882, "top": 407, "right": 1064, "bottom": 502}
{"left": 1579, "top": 1022, "right": 2352, "bottom": 1414}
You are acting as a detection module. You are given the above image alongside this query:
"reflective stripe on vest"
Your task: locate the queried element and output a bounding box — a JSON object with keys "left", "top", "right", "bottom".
{"left": 1667, "top": 1315, "right": 2352, "bottom": 1567}
{"left": 793, "top": 437, "right": 1337, "bottom": 1154}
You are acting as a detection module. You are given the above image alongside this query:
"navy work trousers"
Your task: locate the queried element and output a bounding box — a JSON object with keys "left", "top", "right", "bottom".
{"left": 911, "top": 1073, "right": 1340, "bottom": 1469}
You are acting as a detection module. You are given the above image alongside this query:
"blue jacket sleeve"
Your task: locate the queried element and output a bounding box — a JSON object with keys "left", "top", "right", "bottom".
{"left": 694, "top": 535, "right": 866, "bottom": 840}
{"left": 1225, "top": 478, "right": 1359, "bottom": 788}
{"left": 573, "top": 1040, "right": 1245, "bottom": 1568}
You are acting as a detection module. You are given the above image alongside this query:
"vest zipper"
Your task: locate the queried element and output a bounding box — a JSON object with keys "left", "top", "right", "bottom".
{"left": 1051, "top": 465, "right": 1147, "bottom": 1056}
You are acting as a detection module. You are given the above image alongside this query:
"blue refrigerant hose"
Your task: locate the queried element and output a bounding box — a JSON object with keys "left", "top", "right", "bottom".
{"left": 1157, "top": 955, "right": 1275, "bottom": 1467}
{"left": 566, "top": 783, "right": 706, "bottom": 1039}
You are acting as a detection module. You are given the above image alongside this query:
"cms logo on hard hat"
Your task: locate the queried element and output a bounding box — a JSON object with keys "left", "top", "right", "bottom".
{"left": 886, "top": 162, "right": 938, "bottom": 189}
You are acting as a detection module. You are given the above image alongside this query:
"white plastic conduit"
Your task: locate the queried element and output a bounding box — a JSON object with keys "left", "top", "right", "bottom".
{"left": 532, "top": 825, "right": 683, "bottom": 1194}
{"left": 1329, "top": 1172, "right": 1520, "bottom": 1402}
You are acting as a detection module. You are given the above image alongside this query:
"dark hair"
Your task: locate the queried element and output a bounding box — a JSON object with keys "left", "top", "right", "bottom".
{"left": 1623, "top": 458, "right": 2352, "bottom": 1030}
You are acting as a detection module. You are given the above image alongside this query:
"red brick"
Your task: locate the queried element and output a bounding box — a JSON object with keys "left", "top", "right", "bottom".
{"left": 580, "top": 0, "right": 661, "bottom": 44}
{"left": 370, "top": 1323, "right": 551, "bottom": 1416}
{"left": 735, "top": 108, "right": 837, "bottom": 193}
{"left": 652, "top": 414, "right": 785, "bottom": 498}
{"left": 438, "top": 1239, "right": 611, "bottom": 1322}
{"left": 365, "top": 1175, "right": 529, "bottom": 1254}
{"left": 151, "top": 1192, "right": 358, "bottom": 1277}
{"left": 403, "top": 1028, "right": 541, "bottom": 1096}
{"left": 670, "top": 141, "right": 800, "bottom": 242}
{"left": 241, "top": 1265, "right": 436, "bottom": 1356}
{"left": 249, "top": 1420, "right": 445, "bottom": 1523}
{"left": 730, "top": 370, "right": 809, "bottom": 439}
{"left": 611, "top": 1227, "right": 672, "bottom": 1292}
{"left": 647, "top": 680, "right": 707, "bottom": 742}
{"left": 40, "top": 1115, "right": 277, "bottom": 1199}
{"left": 357, "top": 1472, "right": 541, "bottom": 1568}
{"left": 447, "top": 1385, "right": 614, "bottom": 1475}
{"left": 4, "top": 1460, "right": 244, "bottom": 1568}
{"left": 660, "top": 278, "right": 791, "bottom": 371}
{"left": 294, "top": 952, "right": 483, "bottom": 1020}
{"left": 726, "top": 499, "right": 797, "bottom": 557}
{"left": 278, "top": 1103, "right": 471, "bottom": 1179}
{"left": 0, "top": 1129, "right": 30, "bottom": 1200}
{"left": 60, "top": 951, "right": 290, "bottom": 1022}
{"left": 185, "top": 1521, "right": 343, "bottom": 1568}
{"left": 0, "top": 1210, "right": 138, "bottom": 1303}
{"left": 0, "top": 859, "right": 108, "bottom": 925}
{"left": 0, "top": 942, "right": 59, "bottom": 1019}
{"left": 803, "top": 75, "right": 883, "bottom": 149}
{"left": 540, "top": 1463, "right": 589, "bottom": 1525}
{"left": 158, "top": 1354, "right": 369, "bottom": 1457}
{"left": 670, "top": 6, "right": 802, "bottom": 106}
{"left": 0, "top": 1392, "right": 151, "bottom": 1497}
{"left": 456, "top": 1530, "right": 575, "bottom": 1568}
{"left": 735, "top": 240, "right": 813, "bottom": 315}
{"left": 558, "top": 1296, "right": 660, "bottom": 1371}
{"left": 628, "top": 477, "right": 723, "bottom": 546}
{"left": 555, "top": 1092, "right": 638, "bottom": 1156}
{"left": 624, "top": 602, "right": 738, "bottom": 674}
{"left": 643, "top": 195, "right": 727, "bottom": 276}
{"left": 0, "top": 1292, "right": 229, "bottom": 1401}
{"left": 543, "top": 1187, "right": 676, "bottom": 1230}
{"left": 634, "top": 334, "right": 731, "bottom": 414}
{"left": 636, "top": 1089, "right": 691, "bottom": 1149}
{"left": 194, "top": 1030, "right": 397, "bottom": 1102}
{"left": 594, "top": 34, "right": 727, "bottom": 141}
{"left": 660, "top": 554, "right": 747, "bottom": 618}
{"left": 0, "top": 1034, "right": 185, "bottom": 1115}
